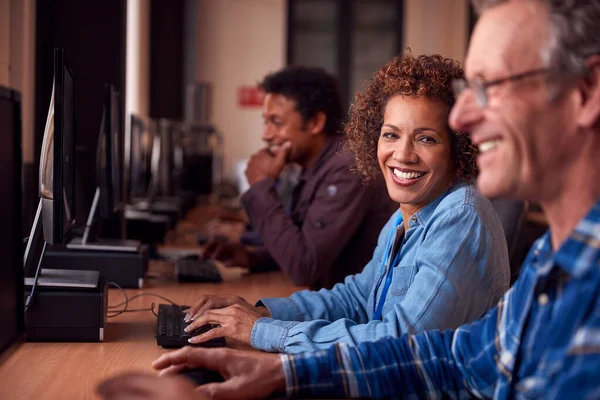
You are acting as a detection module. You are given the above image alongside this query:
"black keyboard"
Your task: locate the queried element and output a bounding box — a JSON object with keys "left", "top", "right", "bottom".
{"left": 155, "top": 304, "right": 226, "bottom": 348}
{"left": 176, "top": 259, "right": 223, "bottom": 283}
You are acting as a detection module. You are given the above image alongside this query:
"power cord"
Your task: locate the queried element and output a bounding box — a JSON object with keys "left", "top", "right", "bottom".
{"left": 106, "top": 282, "right": 179, "bottom": 318}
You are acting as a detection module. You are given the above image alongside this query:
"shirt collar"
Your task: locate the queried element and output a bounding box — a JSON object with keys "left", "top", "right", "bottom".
{"left": 300, "top": 135, "right": 345, "bottom": 181}
{"left": 551, "top": 199, "right": 600, "bottom": 278}
{"left": 410, "top": 182, "right": 467, "bottom": 228}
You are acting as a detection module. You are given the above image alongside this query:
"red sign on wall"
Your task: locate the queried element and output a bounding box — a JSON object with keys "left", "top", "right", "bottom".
{"left": 238, "top": 86, "right": 265, "bottom": 108}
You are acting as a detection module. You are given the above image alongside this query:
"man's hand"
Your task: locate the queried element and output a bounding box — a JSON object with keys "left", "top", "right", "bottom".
{"left": 153, "top": 347, "right": 286, "bottom": 400}
{"left": 245, "top": 142, "right": 291, "bottom": 185}
{"left": 185, "top": 303, "right": 270, "bottom": 345}
{"left": 201, "top": 241, "right": 253, "bottom": 268}
{"left": 97, "top": 372, "right": 205, "bottom": 400}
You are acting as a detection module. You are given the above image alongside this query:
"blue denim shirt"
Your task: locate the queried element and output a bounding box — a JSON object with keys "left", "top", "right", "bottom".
{"left": 251, "top": 183, "right": 510, "bottom": 353}
{"left": 281, "top": 200, "right": 600, "bottom": 399}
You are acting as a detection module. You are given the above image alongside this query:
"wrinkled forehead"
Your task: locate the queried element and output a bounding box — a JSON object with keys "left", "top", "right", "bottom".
{"left": 465, "top": 1, "right": 551, "bottom": 79}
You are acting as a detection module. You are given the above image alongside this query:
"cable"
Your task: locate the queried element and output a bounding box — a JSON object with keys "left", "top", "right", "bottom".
{"left": 106, "top": 281, "right": 179, "bottom": 318}
{"left": 24, "top": 241, "right": 48, "bottom": 313}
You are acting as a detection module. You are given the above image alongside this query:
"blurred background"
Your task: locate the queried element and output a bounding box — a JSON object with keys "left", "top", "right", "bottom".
{"left": 0, "top": 0, "right": 474, "bottom": 233}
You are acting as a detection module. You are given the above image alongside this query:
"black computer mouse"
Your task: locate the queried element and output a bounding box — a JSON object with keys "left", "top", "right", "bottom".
{"left": 179, "top": 367, "right": 225, "bottom": 386}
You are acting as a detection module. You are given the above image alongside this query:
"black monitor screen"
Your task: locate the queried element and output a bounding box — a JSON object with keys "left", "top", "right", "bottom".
{"left": 61, "top": 56, "right": 75, "bottom": 232}
{"left": 97, "top": 86, "right": 121, "bottom": 218}
{"left": 129, "top": 115, "right": 144, "bottom": 199}
{"left": 39, "top": 49, "right": 75, "bottom": 245}
{"left": 110, "top": 90, "right": 122, "bottom": 208}
{"left": 0, "top": 86, "right": 24, "bottom": 354}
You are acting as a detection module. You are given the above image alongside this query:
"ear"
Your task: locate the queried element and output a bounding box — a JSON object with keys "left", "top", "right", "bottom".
{"left": 577, "top": 56, "right": 600, "bottom": 129}
{"left": 305, "top": 111, "right": 328, "bottom": 136}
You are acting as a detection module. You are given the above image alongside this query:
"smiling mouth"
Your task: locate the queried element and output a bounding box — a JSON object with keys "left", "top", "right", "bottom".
{"left": 267, "top": 144, "right": 281, "bottom": 155}
{"left": 477, "top": 139, "right": 501, "bottom": 154}
{"left": 391, "top": 168, "right": 426, "bottom": 180}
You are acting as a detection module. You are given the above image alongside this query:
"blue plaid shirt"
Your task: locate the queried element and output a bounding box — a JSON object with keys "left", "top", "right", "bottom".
{"left": 280, "top": 201, "right": 600, "bottom": 398}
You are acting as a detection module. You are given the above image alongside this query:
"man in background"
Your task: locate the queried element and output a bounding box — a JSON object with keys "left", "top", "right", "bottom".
{"left": 202, "top": 66, "right": 395, "bottom": 289}
{"left": 98, "top": 0, "right": 600, "bottom": 398}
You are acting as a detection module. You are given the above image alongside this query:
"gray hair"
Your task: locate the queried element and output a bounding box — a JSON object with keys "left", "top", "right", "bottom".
{"left": 472, "top": 0, "right": 600, "bottom": 80}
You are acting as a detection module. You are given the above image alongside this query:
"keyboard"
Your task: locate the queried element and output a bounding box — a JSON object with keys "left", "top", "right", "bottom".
{"left": 155, "top": 303, "right": 226, "bottom": 348}
{"left": 176, "top": 259, "right": 222, "bottom": 283}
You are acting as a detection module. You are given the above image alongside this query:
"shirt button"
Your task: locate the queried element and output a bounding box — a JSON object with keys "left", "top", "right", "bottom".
{"left": 538, "top": 293, "right": 549, "bottom": 306}
{"left": 411, "top": 216, "right": 417, "bottom": 222}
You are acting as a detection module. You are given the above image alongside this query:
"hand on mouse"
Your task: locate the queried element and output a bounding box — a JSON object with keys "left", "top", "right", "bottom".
{"left": 185, "top": 303, "right": 269, "bottom": 345}
{"left": 153, "top": 347, "right": 285, "bottom": 400}
{"left": 97, "top": 371, "right": 205, "bottom": 400}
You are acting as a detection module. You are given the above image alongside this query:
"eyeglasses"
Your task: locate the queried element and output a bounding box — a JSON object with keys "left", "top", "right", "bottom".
{"left": 452, "top": 67, "right": 550, "bottom": 107}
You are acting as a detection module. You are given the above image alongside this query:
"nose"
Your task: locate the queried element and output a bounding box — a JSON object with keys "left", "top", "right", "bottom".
{"left": 392, "top": 137, "right": 418, "bottom": 164}
{"left": 449, "top": 89, "right": 484, "bottom": 133}
{"left": 262, "top": 122, "right": 275, "bottom": 142}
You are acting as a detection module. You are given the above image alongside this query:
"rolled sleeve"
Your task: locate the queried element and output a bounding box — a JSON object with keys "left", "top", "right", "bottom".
{"left": 250, "top": 318, "right": 300, "bottom": 352}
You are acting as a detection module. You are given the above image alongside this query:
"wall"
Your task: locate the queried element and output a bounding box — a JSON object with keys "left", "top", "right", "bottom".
{"left": 188, "top": 0, "right": 286, "bottom": 179}
{"left": 403, "top": 0, "right": 468, "bottom": 62}
{"left": 187, "top": 0, "right": 467, "bottom": 180}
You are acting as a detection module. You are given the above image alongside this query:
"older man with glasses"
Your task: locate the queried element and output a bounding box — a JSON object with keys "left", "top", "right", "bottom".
{"left": 97, "top": 1, "right": 600, "bottom": 398}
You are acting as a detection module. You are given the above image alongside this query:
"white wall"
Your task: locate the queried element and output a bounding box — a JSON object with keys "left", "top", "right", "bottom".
{"left": 189, "top": 0, "right": 286, "bottom": 179}
{"left": 186, "top": 0, "right": 467, "bottom": 179}
{"left": 404, "top": 0, "right": 468, "bottom": 62}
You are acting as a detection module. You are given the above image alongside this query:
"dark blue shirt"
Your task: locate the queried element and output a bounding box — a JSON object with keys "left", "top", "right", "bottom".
{"left": 281, "top": 200, "right": 600, "bottom": 398}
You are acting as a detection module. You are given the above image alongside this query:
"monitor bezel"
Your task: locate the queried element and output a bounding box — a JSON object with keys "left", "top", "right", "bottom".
{"left": 0, "top": 85, "right": 25, "bottom": 354}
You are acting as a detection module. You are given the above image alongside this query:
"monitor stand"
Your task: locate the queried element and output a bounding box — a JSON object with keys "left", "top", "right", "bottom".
{"left": 68, "top": 186, "right": 142, "bottom": 252}
{"left": 42, "top": 188, "right": 149, "bottom": 288}
{"left": 67, "top": 237, "right": 140, "bottom": 252}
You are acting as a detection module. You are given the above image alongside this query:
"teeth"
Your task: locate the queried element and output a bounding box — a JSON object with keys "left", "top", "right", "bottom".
{"left": 393, "top": 169, "right": 424, "bottom": 180}
{"left": 268, "top": 144, "right": 280, "bottom": 154}
{"left": 478, "top": 140, "right": 499, "bottom": 153}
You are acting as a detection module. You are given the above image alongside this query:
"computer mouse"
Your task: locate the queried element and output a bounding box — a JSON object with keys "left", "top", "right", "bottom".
{"left": 179, "top": 367, "right": 225, "bottom": 386}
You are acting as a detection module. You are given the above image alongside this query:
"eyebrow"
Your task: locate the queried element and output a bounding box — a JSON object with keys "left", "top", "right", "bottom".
{"left": 263, "top": 114, "right": 282, "bottom": 120}
{"left": 381, "top": 124, "right": 442, "bottom": 135}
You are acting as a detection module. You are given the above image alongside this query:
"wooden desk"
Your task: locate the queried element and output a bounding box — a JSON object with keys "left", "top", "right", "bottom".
{"left": 0, "top": 262, "right": 302, "bottom": 400}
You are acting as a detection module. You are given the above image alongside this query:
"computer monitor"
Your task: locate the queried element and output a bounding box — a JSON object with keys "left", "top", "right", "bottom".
{"left": 0, "top": 86, "right": 24, "bottom": 354}
{"left": 96, "top": 85, "right": 122, "bottom": 219}
{"left": 158, "top": 119, "right": 179, "bottom": 196}
{"left": 145, "top": 124, "right": 162, "bottom": 203}
{"left": 69, "top": 85, "right": 139, "bottom": 251}
{"left": 39, "top": 48, "right": 75, "bottom": 245}
{"left": 128, "top": 115, "right": 150, "bottom": 200}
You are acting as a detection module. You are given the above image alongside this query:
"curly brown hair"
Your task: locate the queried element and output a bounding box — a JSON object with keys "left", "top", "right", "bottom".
{"left": 344, "top": 52, "right": 477, "bottom": 182}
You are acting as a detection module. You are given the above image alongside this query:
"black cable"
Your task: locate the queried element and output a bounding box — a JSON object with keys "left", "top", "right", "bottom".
{"left": 106, "top": 282, "right": 178, "bottom": 318}
{"left": 24, "top": 241, "right": 48, "bottom": 313}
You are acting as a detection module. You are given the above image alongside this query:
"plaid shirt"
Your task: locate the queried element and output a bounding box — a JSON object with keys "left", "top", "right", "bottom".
{"left": 281, "top": 201, "right": 600, "bottom": 399}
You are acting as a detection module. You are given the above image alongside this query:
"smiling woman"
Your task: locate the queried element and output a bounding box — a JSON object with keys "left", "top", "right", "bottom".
{"left": 345, "top": 52, "right": 476, "bottom": 186}
{"left": 173, "top": 53, "right": 511, "bottom": 355}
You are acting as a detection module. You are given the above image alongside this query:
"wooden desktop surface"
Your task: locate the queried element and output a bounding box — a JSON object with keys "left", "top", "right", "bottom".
{"left": 0, "top": 205, "right": 303, "bottom": 400}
